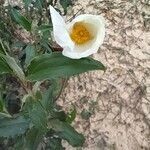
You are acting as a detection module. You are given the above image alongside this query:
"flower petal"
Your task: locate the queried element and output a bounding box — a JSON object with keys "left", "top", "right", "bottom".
{"left": 63, "top": 14, "right": 105, "bottom": 59}
{"left": 49, "top": 6, "right": 74, "bottom": 50}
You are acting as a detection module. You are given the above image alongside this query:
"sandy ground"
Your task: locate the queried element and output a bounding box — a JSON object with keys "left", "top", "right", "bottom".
{"left": 59, "top": 0, "right": 150, "bottom": 149}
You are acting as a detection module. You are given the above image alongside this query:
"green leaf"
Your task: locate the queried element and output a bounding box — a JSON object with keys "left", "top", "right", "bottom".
{"left": 41, "top": 86, "right": 53, "bottom": 111}
{"left": 0, "top": 54, "right": 25, "bottom": 81}
{"left": 0, "top": 41, "right": 25, "bottom": 78}
{"left": 0, "top": 57, "right": 12, "bottom": 74}
{"left": 0, "top": 91, "right": 3, "bottom": 112}
{"left": 51, "top": 111, "right": 67, "bottom": 122}
{"left": 25, "top": 44, "right": 36, "bottom": 67}
{"left": 34, "top": 0, "right": 43, "bottom": 12}
{"left": 49, "top": 119, "right": 85, "bottom": 147}
{"left": 0, "top": 101, "right": 3, "bottom": 112}
{"left": 27, "top": 52, "right": 106, "bottom": 81}
{"left": 45, "top": 137, "right": 65, "bottom": 150}
{"left": 40, "top": 39, "right": 52, "bottom": 53}
{"left": 14, "top": 136, "right": 25, "bottom": 150}
{"left": 60, "top": 0, "right": 72, "bottom": 14}
{"left": 0, "top": 112, "right": 12, "bottom": 119}
{"left": 5, "top": 91, "right": 21, "bottom": 115}
{"left": 11, "top": 41, "right": 26, "bottom": 48}
{"left": 23, "top": 0, "right": 32, "bottom": 8}
{"left": 25, "top": 127, "right": 45, "bottom": 150}
{"left": 0, "top": 39, "right": 7, "bottom": 54}
{"left": 0, "top": 116, "right": 30, "bottom": 138}
{"left": 66, "top": 105, "right": 76, "bottom": 124}
{"left": 38, "top": 24, "right": 52, "bottom": 32}
{"left": 10, "top": 7, "right": 32, "bottom": 31}
{"left": 38, "top": 24, "right": 53, "bottom": 42}
{"left": 51, "top": 79, "right": 64, "bottom": 99}
{"left": 41, "top": 79, "right": 63, "bottom": 111}
{"left": 27, "top": 100, "right": 47, "bottom": 130}
{"left": 0, "top": 19, "right": 12, "bottom": 42}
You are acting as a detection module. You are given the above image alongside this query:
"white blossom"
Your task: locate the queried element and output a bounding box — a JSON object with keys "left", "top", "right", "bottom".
{"left": 50, "top": 6, "right": 105, "bottom": 59}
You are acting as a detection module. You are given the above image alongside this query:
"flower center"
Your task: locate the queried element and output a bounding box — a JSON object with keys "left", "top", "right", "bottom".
{"left": 70, "top": 22, "right": 92, "bottom": 45}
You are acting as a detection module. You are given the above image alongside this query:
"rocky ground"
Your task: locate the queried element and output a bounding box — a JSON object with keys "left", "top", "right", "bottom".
{"left": 59, "top": 0, "right": 150, "bottom": 149}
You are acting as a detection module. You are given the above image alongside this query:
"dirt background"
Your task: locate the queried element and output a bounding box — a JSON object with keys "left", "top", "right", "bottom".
{"left": 59, "top": 0, "right": 150, "bottom": 149}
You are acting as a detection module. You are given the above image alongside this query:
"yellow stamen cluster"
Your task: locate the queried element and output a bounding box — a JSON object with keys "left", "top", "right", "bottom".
{"left": 70, "top": 22, "right": 92, "bottom": 45}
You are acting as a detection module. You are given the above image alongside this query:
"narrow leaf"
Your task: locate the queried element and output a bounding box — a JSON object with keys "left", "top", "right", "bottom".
{"left": 49, "top": 119, "right": 85, "bottom": 147}
{"left": 41, "top": 87, "right": 53, "bottom": 111}
{"left": 40, "top": 39, "right": 52, "bottom": 53}
{"left": 0, "top": 57, "right": 12, "bottom": 74}
{"left": 25, "top": 44, "right": 36, "bottom": 67}
{"left": 0, "top": 39, "right": 7, "bottom": 54}
{"left": 27, "top": 52, "right": 106, "bottom": 81}
{"left": 0, "top": 112, "right": 12, "bottom": 119}
{"left": 10, "top": 7, "right": 32, "bottom": 31}
{"left": 0, "top": 101, "right": 3, "bottom": 112}
{"left": 38, "top": 24, "right": 52, "bottom": 32}
{"left": 0, "top": 54, "right": 25, "bottom": 81}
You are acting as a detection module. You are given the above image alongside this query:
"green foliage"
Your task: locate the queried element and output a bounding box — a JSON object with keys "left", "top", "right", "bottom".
{"left": 0, "top": 41, "right": 12, "bottom": 74}
{"left": 0, "top": 116, "right": 30, "bottom": 138}
{"left": 60, "top": 0, "right": 73, "bottom": 14}
{"left": 25, "top": 127, "right": 45, "bottom": 150}
{"left": 0, "top": 40, "right": 7, "bottom": 55}
{"left": 0, "top": 19, "right": 12, "bottom": 42}
{"left": 0, "top": 57, "right": 12, "bottom": 75}
{"left": 41, "top": 86, "right": 53, "bottom": 111}
{"left": 66, "top": 105, "right": 76, "bottom": 124}
{"left": 27, "top": 52, "right": 106, "bottom": 81}
{"left": 28, "top": 100, "right": 47, "bottom": 130}
{"left": 0, "top": 54, "right": 25, "bottom": 81}
{"left": 10, "top": 7, "right": 32, "bottom": 31}
{"left": 34, "top": 0, "right": 44, "bottom": 12}
{"left": 45, "top": 137, "right": 65, "bottom": 150}
{"left": 49, "top": 119, "right": 85, "bottom": 147}
{"left": 23, "top": 0, "right": 32, "bottom": 8}
{"left": 38, "top": 24, "right": 53, "bottom": 42}
{"left": 25, "top": 44, "right": 36, "bottom": 67}
{"left": 5, "top": 90, "right": 21, "bottom": 115}
{"left": 38, "top": 24, "right": 53, "bottom": 32}
{"left": 0, "top": 101, "right": 3, "bottom": 112}
{"left": 0, "top": 0, "right": 106, "bottom": 149}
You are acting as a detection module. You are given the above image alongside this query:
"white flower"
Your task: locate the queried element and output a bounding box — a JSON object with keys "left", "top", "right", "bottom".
{"left": 50, "top": 6, "right": 105, "bottom": 59}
